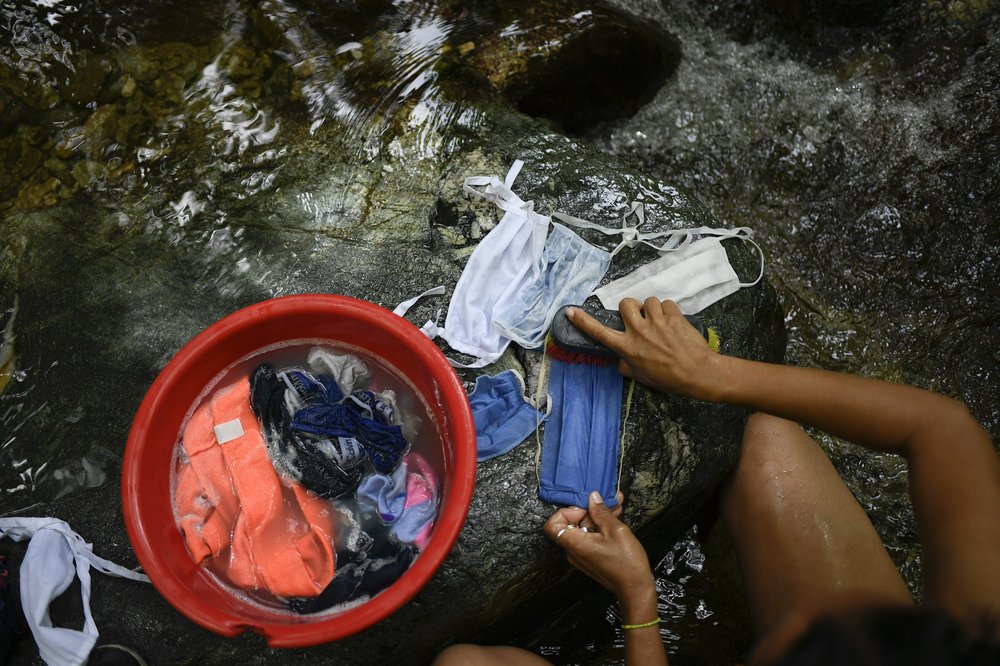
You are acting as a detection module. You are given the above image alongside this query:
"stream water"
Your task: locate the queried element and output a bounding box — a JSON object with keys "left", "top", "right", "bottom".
{"left": 1, "top": 0, "right": 997, "bottom": 664}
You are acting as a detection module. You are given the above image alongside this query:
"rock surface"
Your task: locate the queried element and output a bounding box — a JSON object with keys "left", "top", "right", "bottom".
{"left": 0, "top": 1, "right": 785, "bottom": 664}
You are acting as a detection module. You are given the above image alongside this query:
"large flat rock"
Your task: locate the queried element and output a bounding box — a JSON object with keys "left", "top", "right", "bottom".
{"left": 0, "top": 2, "right": 784, "bottom": 663}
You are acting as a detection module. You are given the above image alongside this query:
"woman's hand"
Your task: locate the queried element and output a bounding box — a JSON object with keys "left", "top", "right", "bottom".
{"left": 566, "top": 298, "right": 724, "bottom": 401}
{"left": 543, "top": 491, "right": 655, "bottom": 607}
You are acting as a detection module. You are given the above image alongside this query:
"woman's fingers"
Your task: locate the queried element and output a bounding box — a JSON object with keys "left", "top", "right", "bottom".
{"left": 644, "top": 297, "right": 666, "bottom": 323}
{"left": 543, "top": 506, "right": 589, "bottom": 543}
{"left": 618, "top": 298, "right": 646, "bottom": 328}
{"left": 566, "top": 307, "right": 628, "bottom": 354}
{"left": 659, "top": 298, "right": 683, "bottom": 318}
{"left": 548, "top": 492, "right": 651, "bottom": 599}
{"left": 579, "top": 492, "right": 624, "bottom": 531}
{"left": 586, "top": 491, "right": 619, "bottom": 532}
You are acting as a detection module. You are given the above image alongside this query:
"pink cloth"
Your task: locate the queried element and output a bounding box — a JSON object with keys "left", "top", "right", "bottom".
{"left": 395, "top": 453, "right": 438, "bottom": 549}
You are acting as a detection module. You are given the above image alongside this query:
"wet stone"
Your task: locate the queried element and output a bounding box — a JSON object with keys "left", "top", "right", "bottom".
{"left": 120, "top": 76, "right": 138, "bottom": 98}
{"left": 72, "top": 160, "right": 106, "bottom": 189}
{"left": 119, "top": 46, "right": 161, "bottom": 83}
{"left": 469, "top": 2, "right": 682, "bottom": 136}
{"left": 82, "top": 105, "right": 120, "bottom": 158}
{"left": 0, "top": 123, "right": 785, "bottom": 664}
{"left": 0, "top": 88, "right": 32, "bottom": 134}
{"left": 43, "top": 157, "right": 72, "bottom": 184}
{"left": 53, "top": 51, "right": 114, "bottom": 108}
{"left": 518, "top": 23, "right": 679, "bottom": 135}
{"left": 9, "top": 0, "right": 994, "bottom": 663}
{"left": 19, "top": 145, "right": 44, "bottom": 178}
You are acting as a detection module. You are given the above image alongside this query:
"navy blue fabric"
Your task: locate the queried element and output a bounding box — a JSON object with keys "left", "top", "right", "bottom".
{"left": 285, "top": 368, "right": 344, "bottom": 405}
{"left": 539, "top": 358, "right": 623, "bottom": 508}
{"left": 250, "top": 364, "right": 362, "bottom": 499}
{"left": 291, "top": 389, "right": 408, "bottom": 474}
{"left": 288, "top": 510, "right": 417, "bottom": 614}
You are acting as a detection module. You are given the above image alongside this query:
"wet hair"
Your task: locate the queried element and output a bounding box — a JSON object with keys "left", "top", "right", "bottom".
{"left": 766, "top": 606, "right": 1000, "bottom": 666}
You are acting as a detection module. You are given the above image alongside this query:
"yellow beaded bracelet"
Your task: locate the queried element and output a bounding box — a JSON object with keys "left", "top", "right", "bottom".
{"left": 621, "top": 617, "right": 661, "bottom": 630}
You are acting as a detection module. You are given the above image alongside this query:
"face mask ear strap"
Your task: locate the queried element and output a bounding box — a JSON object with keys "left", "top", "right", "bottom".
{"left": 534, "top": 343, "right": 552, "bottom": 490}
{"left": 392, "top": 285, "right": 446, "bottom": 318}
{"left": 464, "top": 160, "right": 534, "bottom": 214}
{"left": 615, "top": 203, "right": 705, "bottom": 255}
{"left": 738, "top": 236, "right": 766, "bottom": 287}
{"left": 649, "top": 226, "right": 764, "bottom": 287}
{"left": 649, "top": 230, "right": 693, "bottom": 253}
{"left": 616, "top": 378, "right": 636, "bottom": 496}
{"left": 551, "top": 203, "right": 654, "bottom": 256}
{"left": 504, "top": 159, "right": 524, "bottom": 189}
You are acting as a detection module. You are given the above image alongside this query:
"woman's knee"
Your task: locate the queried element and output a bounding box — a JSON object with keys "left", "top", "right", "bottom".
{"left": 432, "top": 644, "right": 477, "bottom": 665}
{"left": 742, "top": 412, "right": 805, "bottom": 452}
{"left": 737, "top": 413, "right": 815, "bottom": 476}
{"left": 723, "top": 413, "right": 828, "bottom": 513}
{"left": 432, "top": 644, "right": 553, "bottom": 666}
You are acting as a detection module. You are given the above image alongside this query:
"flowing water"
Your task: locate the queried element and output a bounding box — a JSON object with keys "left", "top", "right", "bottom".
{"left": 1, "top": 0, "right": 997, "bottom": 663}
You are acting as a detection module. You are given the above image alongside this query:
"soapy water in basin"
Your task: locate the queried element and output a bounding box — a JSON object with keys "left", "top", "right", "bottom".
{"left": 170, "top": 339, "right": 444, "bottom": 616}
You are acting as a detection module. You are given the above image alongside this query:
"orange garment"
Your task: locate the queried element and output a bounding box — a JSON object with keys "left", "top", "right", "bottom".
{"left": 176, "top": 398, "right": 240, "bottom": 564}
{"left": 174, "top": 374, "right": 336, "bottom": 598}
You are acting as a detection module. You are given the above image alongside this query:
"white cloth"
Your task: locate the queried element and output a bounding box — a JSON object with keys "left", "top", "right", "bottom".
{"left": 439, "top": 160, "right": 550, "bottom": 367}
{"left": 592, "top": 231, "right": 763, "bottom": 315}
{"left": 0, "top": 517, "right": 150, "bottom": 666}
{"left": 392, "top": 163, "right": 764, "bottom": 357}
{"left": 306, "top": 347, "right": 372, "bottom": 395}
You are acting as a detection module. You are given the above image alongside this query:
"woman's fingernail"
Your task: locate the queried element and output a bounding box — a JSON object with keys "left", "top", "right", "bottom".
{"left": 590, "top": 491, "right": 603, "bottom": 504}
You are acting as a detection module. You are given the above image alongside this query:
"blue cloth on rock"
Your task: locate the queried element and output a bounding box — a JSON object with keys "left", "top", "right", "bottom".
{"left": 492, "top": 223, "right": 612, "bottom": 350}
{"left": 538, "top": 357, "right": 622, "bottom": 508}
{"left": 469, "top": 369, "right": 546, "bottom": 462}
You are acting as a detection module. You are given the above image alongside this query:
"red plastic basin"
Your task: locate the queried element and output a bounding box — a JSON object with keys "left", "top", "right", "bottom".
{"left": 122, "top": 294, "right": 476, "bottom": 647}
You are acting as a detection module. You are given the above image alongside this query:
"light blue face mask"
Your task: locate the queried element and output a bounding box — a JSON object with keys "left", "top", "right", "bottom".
{"left": 538, "top": 356, "right": 623, "bottom": 508}
{"left": 492, "top": 223, "right": 611, "bottom": 351}
{"left": 469, "top": 369, "right": 546, "bottom": 462}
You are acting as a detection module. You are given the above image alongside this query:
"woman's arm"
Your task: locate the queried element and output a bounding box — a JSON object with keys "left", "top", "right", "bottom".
{"left": 567, "top": 298, "right": 1000, "bottom": 623}
{"left": 544, "top": 493, "right": 669, "bottom": 666}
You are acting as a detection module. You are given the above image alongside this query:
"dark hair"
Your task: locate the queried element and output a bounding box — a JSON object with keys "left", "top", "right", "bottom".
{"left": 766, "top": 606, "right": 1000, "bottom": 666}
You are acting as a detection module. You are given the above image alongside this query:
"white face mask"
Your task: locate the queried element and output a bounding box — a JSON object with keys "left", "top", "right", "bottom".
{"left": 592, "top": 233, "right": 763, "bottom": 315}
{"left": 492, "top": 222, "right": 611, "bottom": 350}
{"left": 438, "top": 160, "right": 550, "bottom": 367}
{"left": 396, "top": 163, "right": 611, "bottom": 364}
{"left": 393, "top": 164, "right": 764, "bottom": 361}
